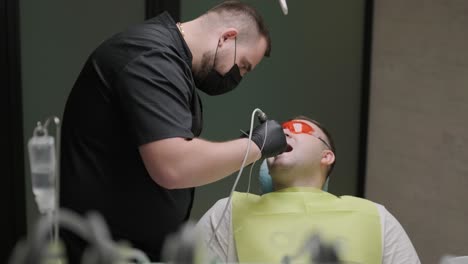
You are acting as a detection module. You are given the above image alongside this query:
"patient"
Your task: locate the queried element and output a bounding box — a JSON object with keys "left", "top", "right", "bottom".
{"left": 197, "top": 116, "right": 420, "bottom": 264}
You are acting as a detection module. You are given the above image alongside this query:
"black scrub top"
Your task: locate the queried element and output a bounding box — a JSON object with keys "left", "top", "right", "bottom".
{"left": 60, "top": 12, "right": 202, "bottom": 262}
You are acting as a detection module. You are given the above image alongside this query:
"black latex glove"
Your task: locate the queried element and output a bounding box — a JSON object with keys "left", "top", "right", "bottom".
{"left": 242, "top": 120, "right": 287, "bottom": 158}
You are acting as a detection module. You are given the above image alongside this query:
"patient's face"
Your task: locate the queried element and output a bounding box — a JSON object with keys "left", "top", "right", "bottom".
{"left": 268, "top": 119, "right": 329, "bottom": 177}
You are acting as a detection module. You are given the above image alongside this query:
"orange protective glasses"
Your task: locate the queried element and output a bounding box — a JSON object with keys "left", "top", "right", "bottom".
{"left": 282, "top": 120, "right": 331, "bottom": 149}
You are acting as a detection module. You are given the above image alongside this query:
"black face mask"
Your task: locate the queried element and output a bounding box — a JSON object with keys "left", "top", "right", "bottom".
{"left": 196, "top": 38, "right": 242, "bottom": 96}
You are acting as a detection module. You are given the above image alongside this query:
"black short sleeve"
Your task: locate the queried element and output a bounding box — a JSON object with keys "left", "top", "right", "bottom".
{"left": 114, "top": 48, "right": 196, "bottom": 145}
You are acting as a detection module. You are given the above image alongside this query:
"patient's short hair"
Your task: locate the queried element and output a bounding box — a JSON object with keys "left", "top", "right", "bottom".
{"left": 292, "top": 115, "right": 336, "bottom": 177}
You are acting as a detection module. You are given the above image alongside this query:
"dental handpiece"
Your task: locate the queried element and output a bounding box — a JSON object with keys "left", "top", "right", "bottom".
{"left": 257, "top": 110, "right": 268, "bottom": 124}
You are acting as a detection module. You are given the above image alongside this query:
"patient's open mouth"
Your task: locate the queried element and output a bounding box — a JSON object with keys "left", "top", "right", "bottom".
{"left": 285, "top": 144, "right": 293, "bottom": 152}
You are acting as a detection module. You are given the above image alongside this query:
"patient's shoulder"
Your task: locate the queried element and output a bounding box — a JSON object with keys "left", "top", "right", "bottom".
{"left": 213, "top": 197, "right": 230, "bottom": 208}
{"left": 205, "top": 197, "right": 231, "bottom": 218}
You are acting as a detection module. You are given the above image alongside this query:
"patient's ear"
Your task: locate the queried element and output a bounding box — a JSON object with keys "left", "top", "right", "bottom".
{"left": 321, "top": 150, "right": 335, "bottom": 166}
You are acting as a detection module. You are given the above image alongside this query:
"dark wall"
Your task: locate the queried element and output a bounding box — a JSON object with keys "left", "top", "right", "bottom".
{"left": 1, "top": 0, "right": 26, "bottom": 262}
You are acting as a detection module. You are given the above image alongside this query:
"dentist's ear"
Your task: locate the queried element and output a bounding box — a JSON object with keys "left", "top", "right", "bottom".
{"left": 218, "top": 29, "right": 238, "bottom": 46}
{"left": 321, "top": 150, "right": 335, "bottom": 166}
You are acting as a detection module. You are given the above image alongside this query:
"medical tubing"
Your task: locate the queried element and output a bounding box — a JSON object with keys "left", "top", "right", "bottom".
{"left": 48, "top": 117, "right": 61, "bottom": 247}
{"left": 46, "top": 117, "right": 61, "bottom": 246}
{"left": 208, "top": 108, "right": 268, "bottom": 245}
{"left": 8, "top": 208, "right": 151, "bottom": 264}
{"left": 120, "top": 248, "right": 151, "bottom": 263}
{"left": 52, "top": 117, "right": 61, "bottom": 245}
{"left": 20, "top": 209, "right": 91, "bottom": 264}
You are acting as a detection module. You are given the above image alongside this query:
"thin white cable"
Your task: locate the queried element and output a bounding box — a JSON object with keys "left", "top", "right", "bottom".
{"left": 208, "top": 108, "right": 268, "bottom": 245}
{"left": 245, "top": 163, "right": 254, "bottom": 194}
{"left": 52, "top": 117, "right": 60, "bottom": 247}
{"left": 45, "top": 117, "right": 61, "bottom": 246}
